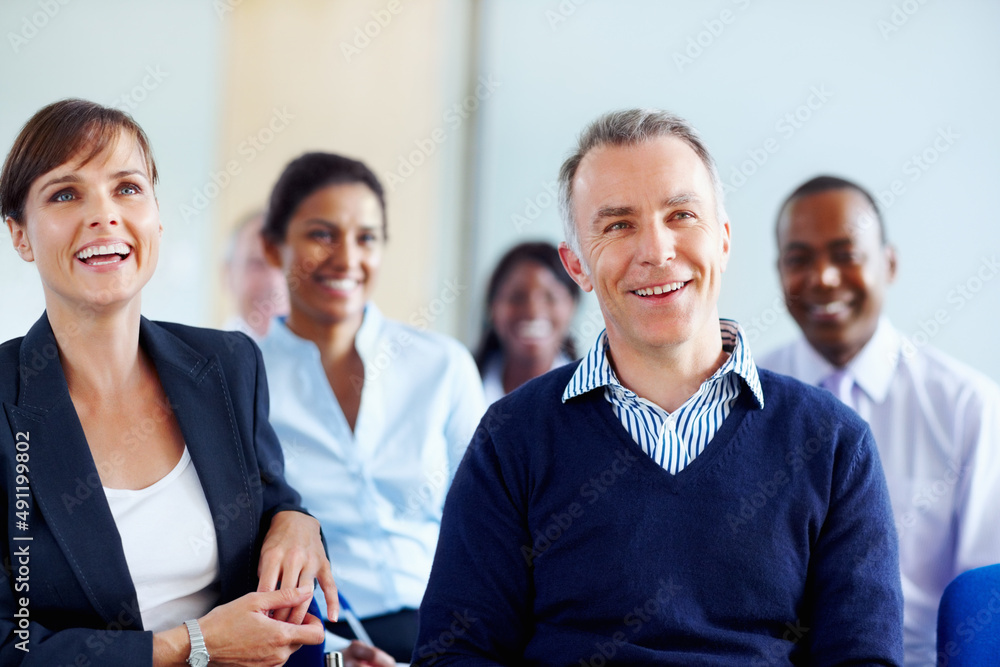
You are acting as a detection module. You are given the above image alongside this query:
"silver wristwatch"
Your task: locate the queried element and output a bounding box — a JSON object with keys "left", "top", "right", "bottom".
{"left": 184, "top": 619, "right": 210, "bottom": 666}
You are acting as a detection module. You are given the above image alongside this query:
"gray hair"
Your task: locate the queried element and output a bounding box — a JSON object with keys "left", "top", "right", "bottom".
{"left": 557, "top": 108, "right": 728, "bottom": 255}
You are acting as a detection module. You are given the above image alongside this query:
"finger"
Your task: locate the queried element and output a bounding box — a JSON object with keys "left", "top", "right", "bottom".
{"left": 274, "top": 560, "right": 308, "bottom": 623}
{"left": 286, "top": 595, "right": 311, "bottom": 626}
{"left": 256, "top": 549, "right": 280, "bottom": 594}
{"left": 285, "top": 611, "right": 325, "bottom": 646}
{"left": 316, "top": 564, "right": 339, "bottom": 622}
{"left": 257, "top": 584, "right": 314, "bottom": 613}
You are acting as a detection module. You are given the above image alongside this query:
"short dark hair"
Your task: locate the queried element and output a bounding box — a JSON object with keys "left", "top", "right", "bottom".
{"left": 262, "top": 152, "right": 387, "bottom": 244}
{"left": 0, "top": 98, "right": 158, "bottom": 224}
{"left": 777, "top": 175, "right": 887, "bottom": 244}
{"left": 474, "top": 241, "right": 581, "bottom": 372}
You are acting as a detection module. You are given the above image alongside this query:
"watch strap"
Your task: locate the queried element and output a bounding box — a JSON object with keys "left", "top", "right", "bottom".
{"left": 184, "top": 618, "right": 210, "bottom": 665}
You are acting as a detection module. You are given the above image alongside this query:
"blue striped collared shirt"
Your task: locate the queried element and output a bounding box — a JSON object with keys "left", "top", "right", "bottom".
{"left": 562, "top": 319, "right": 764, "bottom": 474}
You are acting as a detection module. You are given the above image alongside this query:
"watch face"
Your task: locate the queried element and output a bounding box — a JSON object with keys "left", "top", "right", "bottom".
{"left": 188, "top": 652, "right": 209, "bottom": 667}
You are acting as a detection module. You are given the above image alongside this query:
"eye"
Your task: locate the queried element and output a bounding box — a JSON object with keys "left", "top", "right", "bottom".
{"left": 118, "top": 183, "right": 141, "bottom": 196}
{"left": 308, "top": 228, "right": 334, "bottom": 242}
{"left": 358, "top": 230, "right": 379, "bottom": 245}
{"left": 605, "top": 221, "right": 630, "bottom": 232}
{"left": 51, "top": 189, "right": 76, "bottom": 203}
{"left": 781, "top": 253, "right": 810, "bottom": 269}
{"left": 832, "top": 250, "right": 862, "bottom": 265}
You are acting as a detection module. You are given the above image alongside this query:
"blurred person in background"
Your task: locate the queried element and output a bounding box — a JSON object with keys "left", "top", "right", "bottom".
{"left": 259, "top": 151, "right": 486, "bottom": 665}
{"left": 760, "top": 174, "right": 1000, "bottom": 665}
{"left": 474, "top": 241, "right": 580, "bottom": 404}
{"left": 222, "top": 210, "right": 289, "bottom": 340}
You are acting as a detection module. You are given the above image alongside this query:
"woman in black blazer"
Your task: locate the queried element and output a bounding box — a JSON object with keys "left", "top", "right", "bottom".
{"left": 0, "top": 99, "right": 336, "bottom": 666}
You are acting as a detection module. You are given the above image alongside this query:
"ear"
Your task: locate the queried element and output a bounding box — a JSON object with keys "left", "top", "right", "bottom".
{"left": 6, "top": 217, "right": 34, "bottom": 263}
{"left": 262, "top": 237, "right": 284, "bottom": 270}
{"left": 718, "top": 220, "right": 732, "bottom": 273}
{"left": 885, "top": 243, "right": 898, "bottom": 284}
{"left": 558, "top": 242, "right": 593, "bottom": 293}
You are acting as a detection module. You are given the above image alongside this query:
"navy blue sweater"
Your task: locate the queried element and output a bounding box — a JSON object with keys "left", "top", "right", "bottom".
{"left": 414, "top": 365, "right": 903, "bottom": 666}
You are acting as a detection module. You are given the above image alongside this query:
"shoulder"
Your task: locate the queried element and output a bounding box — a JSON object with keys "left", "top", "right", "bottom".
{"left": 373, "top": 317, "right": 479, "bottom": 380}
{"left": 145, "top": 319, "right": 259, "bottom": 377}
{"left": 899, "top": 347, "right": 1000, "bottom": 415}
{"left": 483, "top": 362, "right": 582, "bottom": 438}
{"left": 755, "top": 339, "right": 798, "bottom": 374}
{"left": 0, "top": 336, "right": 26, "bottom": 404}
{"left": 756, "top": 367, "right": 872, "bottom": 446}
{"left": 906, "top": 344, "right": 1000, "bottom": 404}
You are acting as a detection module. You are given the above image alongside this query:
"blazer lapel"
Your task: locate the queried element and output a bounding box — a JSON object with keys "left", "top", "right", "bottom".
{"left": 5, "top": 313, "right": 141, "bottom": 628}
{"left": 140, "top": 319, "right": 257, "bottom": 601}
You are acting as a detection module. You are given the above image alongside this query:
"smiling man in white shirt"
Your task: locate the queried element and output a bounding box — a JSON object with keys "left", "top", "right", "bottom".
{"left": 760, "top": 175, "right": 1000, "bottom": 666}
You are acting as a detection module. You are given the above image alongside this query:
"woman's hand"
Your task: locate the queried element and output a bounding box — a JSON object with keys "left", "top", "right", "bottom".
{"left": 343, "top": 640, "right": 397, "bottom": 667}
{"left": 152, "top": 586, "right": 323, "bottom": 667}
{"left": 257, "top": 510, "right": 338, "bottom": 624}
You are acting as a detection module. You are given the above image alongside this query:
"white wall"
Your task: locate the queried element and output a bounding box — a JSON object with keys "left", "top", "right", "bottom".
{"left": 0, "top": 0, "right": 221, "bottom": 338}
{"left": 469, "top": 0, "right": 1000, "bottom": 382}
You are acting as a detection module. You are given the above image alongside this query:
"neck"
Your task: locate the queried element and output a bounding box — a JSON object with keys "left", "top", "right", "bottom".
{"left": 607, "top": 320, "right": 726, "bottom": 413}
{"left": 285, "top": 309, "right": 363, "bottom": 362}
{"left": 501, "top": 353, "right": 556, "bottom": 394}
{"left": 46, "top": 297, "right": 144, "bottom": 397}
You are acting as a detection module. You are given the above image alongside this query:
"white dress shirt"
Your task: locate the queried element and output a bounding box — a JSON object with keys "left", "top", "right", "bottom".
{"left": 760, "top": 317, "right": 1000, "bottom": 666}
{"left": 258, "top": 304, "right": 486, "bottom": 620}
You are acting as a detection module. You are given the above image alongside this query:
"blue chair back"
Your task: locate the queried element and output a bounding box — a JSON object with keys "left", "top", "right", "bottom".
{"left": 937, "top": 564, "right": 1000, "bottom": 665}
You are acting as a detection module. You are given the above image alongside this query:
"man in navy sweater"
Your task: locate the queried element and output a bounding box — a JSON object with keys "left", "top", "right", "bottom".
{"left": 413, "top": 110, "right": 903, "bottom": 665}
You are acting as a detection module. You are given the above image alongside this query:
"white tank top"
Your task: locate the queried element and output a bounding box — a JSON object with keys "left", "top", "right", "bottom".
{"left": 104, "top": 447, "right": 220, "bottom": 632}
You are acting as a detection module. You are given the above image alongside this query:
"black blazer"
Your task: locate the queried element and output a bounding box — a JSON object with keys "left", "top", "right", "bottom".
{"left": 0, "top": 313, "right": 306, "bottom": 666}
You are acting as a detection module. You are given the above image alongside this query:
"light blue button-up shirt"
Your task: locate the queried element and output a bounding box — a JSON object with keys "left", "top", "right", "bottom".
{"left": 258, "top": 304, "right": 486, "bottom": 619}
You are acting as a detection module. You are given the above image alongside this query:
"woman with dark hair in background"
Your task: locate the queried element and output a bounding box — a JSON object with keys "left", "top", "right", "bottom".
{"left": 0, "top": 99, "right": 335, "bottom": 666}
{"left": 258, "top": 152, "right": 485, "bottom": 665}
{"left": 474, "top": 241, "right": 580, "bottom": 403}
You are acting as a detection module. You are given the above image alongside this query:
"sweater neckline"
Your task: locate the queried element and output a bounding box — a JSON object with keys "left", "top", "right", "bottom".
{"left": 573, "top": 385, "right": 758, "bottom": 493}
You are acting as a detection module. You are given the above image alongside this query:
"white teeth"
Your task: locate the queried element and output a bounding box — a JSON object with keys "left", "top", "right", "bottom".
{"left": 635, "top": 282, "right": 685, "bottom": 297}
{"left": 516, "top": 319, "right": 553, "bottom": 340}
{"left": 76, "top": 242, "right": 131, "bottom": 260}
{"left": 813, "top": 301, "right": 848, "bottom": 315}
{"left": 324, "top": 278, "right": 358, "bottom": 291}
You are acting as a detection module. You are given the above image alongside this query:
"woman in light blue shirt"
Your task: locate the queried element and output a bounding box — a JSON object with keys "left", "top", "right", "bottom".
{"left": 258, "top": 152, "right": 486, "bottom": 664}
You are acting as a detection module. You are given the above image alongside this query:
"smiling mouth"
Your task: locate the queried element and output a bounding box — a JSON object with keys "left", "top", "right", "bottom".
{"left": 808, "top": 301, "right": 850, "bottom": 317}
{"left": 516, "top": 319, "right": 554, "bottom": 340}
{"left": 75, "top": 243, "right": 132, "bottom": 266}
{"left": 320, "top": 278, "right": 360, "bottom": 291}
{"left": 634, "top": 281, "right": 686, "bottom": 297}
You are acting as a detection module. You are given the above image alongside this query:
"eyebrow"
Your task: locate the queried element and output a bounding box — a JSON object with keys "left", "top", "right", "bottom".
{"left": 304, "top": 218, "right": 381, "bottom": 233}
{"left": 590, "top": 193, "right": 702, "bottom": 225}
{"left": 37, "top": 169, "right": 147, "bottom": 192}
{"left": 781, "top": 238, "right": 855, "bottom": 253}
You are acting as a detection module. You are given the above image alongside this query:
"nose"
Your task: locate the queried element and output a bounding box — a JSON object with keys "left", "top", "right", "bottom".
{"left": 86, "top": 192, "right": 119, "bottom": 228}
{"left": 814, "top": 257, "right": 841, "bottom": 288}
{"left": 329, "top": 235, "right": 359, "bottom": 271}
{"left": 637, "top": 221, "right": 676, "bottom": 266}
{"left": 525, "top": 290, "right": 546, "bottom": 318}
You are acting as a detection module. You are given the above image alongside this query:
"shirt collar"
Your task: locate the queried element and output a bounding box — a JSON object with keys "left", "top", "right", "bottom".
{"left": 790, "top": 316, "right": 900, "bottom": 404}
{"left": 265, "top": 303, "right": 383, "bottom": 361}
{"left": 562, "top": 318, "right": 764, "bottom": 409}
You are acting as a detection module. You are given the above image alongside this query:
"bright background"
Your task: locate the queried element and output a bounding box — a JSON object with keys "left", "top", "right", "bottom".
{"left": 2, "top": 0, "right": 998, "bottom": 381}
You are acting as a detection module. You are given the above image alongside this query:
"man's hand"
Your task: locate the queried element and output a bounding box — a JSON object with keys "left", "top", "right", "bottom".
{"left": 343, "top": 640, "right": 397, "bottom": 667}
{"left": 257, "top": 511, "right": 338, "bottom": 624}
